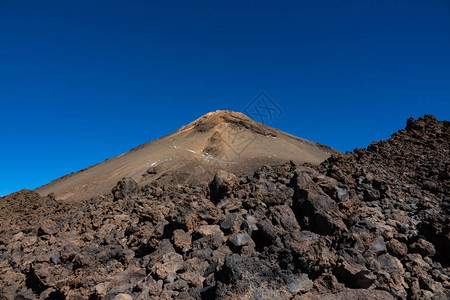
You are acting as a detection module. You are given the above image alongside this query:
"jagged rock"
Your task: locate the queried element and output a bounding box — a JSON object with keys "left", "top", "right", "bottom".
{"left": 37, "top": 219, "right": 59, "bottom": 236}
{"left": 228, "top": 232, "right": 255, "bottom": 250}
{"left": 292, "top": 167, "right": 317, "bottom": 192}
{"left": 409, "top": 238, "right": 436, "bottom": 257}
{"left": 134, "top": 275, "right": 162, "bottom": 298}
{"left": 95, "top": 282, "right": 110, "bottom": 297}
{"left": 101, "top": 265, "right": 146, "bottom": 299}
{"left": 179, "top": 271, "right": 205, "bottom": 287}
{"left": 386, "top": 239, "right": 408, "bottom": 258}
{"left": 269, "top": 204, "right": 300, "bottom": 231}
{"left": 59, "top": 243, "right": 80, "bottom": 263}
{"left": 219, "top": 213, "right": 243, "bottom": 233}
{"left": 164, "top": 278, "right": 188, "bottom": 292}
{"left": 377, "top": 254, "right": 404, "bottom": 274}
{"left": 288, "top": 231, "right": 336, "bottom": 274}
{"left": 192, "top": 231, "right": 226, "bottom": 250}
{"left": 215, "top": 254, "right": 288, "bottom": 298}
{"left": 172, "top": 229, "right": 192, "bottom": 252}
{"left": 333, "top": 259, "right": 376, "bottom": 288}
{"left": 336, "top": 187, "right": 350, "bottom": 202}
{"left": 295, "top": 194, "right": 347, "bottom": 235}
{"left": 111, "top": 177, "right": 139, "bottom": 201}
{"left": 194, "top": 225, "right": 222, "bottom": 237}
{"left": 286, "top": 274, "right": 313, "bottom": 293}
{"left": 241, "top": 214, "right": 258, "bottom": 235}
{"left": 369, "top": 236, "right": 386, "bottom": 254}
{"left": 255, "top": 219, "right": 280, "bottom": 247}
{"left": 251, "top": 179, "right": 293, "bottom": 206}
{"left": 209, "top": 171, "right": 237, "bottom": 204}
{"left": 146, "top": 240, "right": 178, "bottom": 279}
{"left": 149, "top": 252, "right": 183, "bottom": 280}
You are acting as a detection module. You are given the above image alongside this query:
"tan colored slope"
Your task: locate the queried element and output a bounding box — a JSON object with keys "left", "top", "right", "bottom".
{"left": 36, "top": 111, "right": 339, "bottom": 201}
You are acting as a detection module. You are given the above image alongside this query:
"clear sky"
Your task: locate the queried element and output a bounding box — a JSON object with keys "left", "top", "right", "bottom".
{"left": 1, "top": 0, "right": 449, "bottom": 196}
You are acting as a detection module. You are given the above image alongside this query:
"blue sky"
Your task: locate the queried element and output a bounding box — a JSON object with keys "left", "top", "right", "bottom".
{"left": 1, "top": 0, "right": 449, "bottom": 196}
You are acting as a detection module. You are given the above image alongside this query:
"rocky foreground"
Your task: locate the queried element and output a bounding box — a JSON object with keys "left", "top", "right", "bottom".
{"left": 0, "top": 115, "right": 449, "bottom": 299}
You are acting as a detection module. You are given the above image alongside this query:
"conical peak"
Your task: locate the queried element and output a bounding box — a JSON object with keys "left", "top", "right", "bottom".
{"left": 183, "top": 110, "right": 260, "bottom": 134}
{"left": 197, "top": 110, "right": 253, "bottom": 124}
{"left": 35, "top": 108, "right": 339, "bottom": 201}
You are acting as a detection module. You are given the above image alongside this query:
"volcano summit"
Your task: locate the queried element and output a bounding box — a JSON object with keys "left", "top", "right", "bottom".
{"left": 36, "top": 110, "right": 338, "bottom": 201}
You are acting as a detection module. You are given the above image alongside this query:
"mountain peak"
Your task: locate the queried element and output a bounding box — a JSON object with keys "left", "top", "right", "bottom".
{"left": 181, "top": 110, "right": 252, "bottom": 132}
{"left": 36, "top": 111, "right": 339, "bottom": 201}
{"left": 177, "top": 110, "right": 276, "bottom": 138}
{"left": 203, "top": 110, "right": 248, "bottom": 118}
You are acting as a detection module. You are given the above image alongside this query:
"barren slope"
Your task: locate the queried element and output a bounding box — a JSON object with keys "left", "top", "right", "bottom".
{"left": 36, "top": 110, "right": 338, "bottom": 201}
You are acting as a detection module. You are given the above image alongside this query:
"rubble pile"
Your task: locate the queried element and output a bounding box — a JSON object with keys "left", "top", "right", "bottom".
{"left": 0, "top": 115, "right": 448, "bottom": 299}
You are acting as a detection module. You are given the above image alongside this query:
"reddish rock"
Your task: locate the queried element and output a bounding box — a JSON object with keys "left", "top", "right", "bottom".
{"left": 172, "top": 229, "right": 192, "bottom": 253}
{"left": 409, "top": 238, "right": 436, "bottom": 257}
{"left": 386, "top": 239, "right": 408, "bottom": 258}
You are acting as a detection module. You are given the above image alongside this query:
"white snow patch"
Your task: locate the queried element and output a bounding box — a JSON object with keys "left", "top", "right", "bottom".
{"left": 149, "top": 157, "right": 172, "bottom": 167}
{"left": 202, "top": 152, "right": 214, "bottom": 161}
{"left": 202, "top": 152, "right": 238, "bottom": 164}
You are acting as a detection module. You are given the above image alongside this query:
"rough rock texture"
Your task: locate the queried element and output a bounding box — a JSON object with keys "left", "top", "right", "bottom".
{"left": 0, "top": 115, "right": 449, "bottom": 299}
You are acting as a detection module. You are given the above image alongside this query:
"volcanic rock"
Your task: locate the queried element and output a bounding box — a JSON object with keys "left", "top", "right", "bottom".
{"left": 0, "top": 114, "right": 448, "bottom": 299}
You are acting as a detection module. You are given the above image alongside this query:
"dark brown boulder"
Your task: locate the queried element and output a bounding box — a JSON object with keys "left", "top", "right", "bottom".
{"left": 111, "top": 177, "right": 139, "bottom": 201}
{"left": 209, "top": 170, "right": 238, "bottom": 204}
